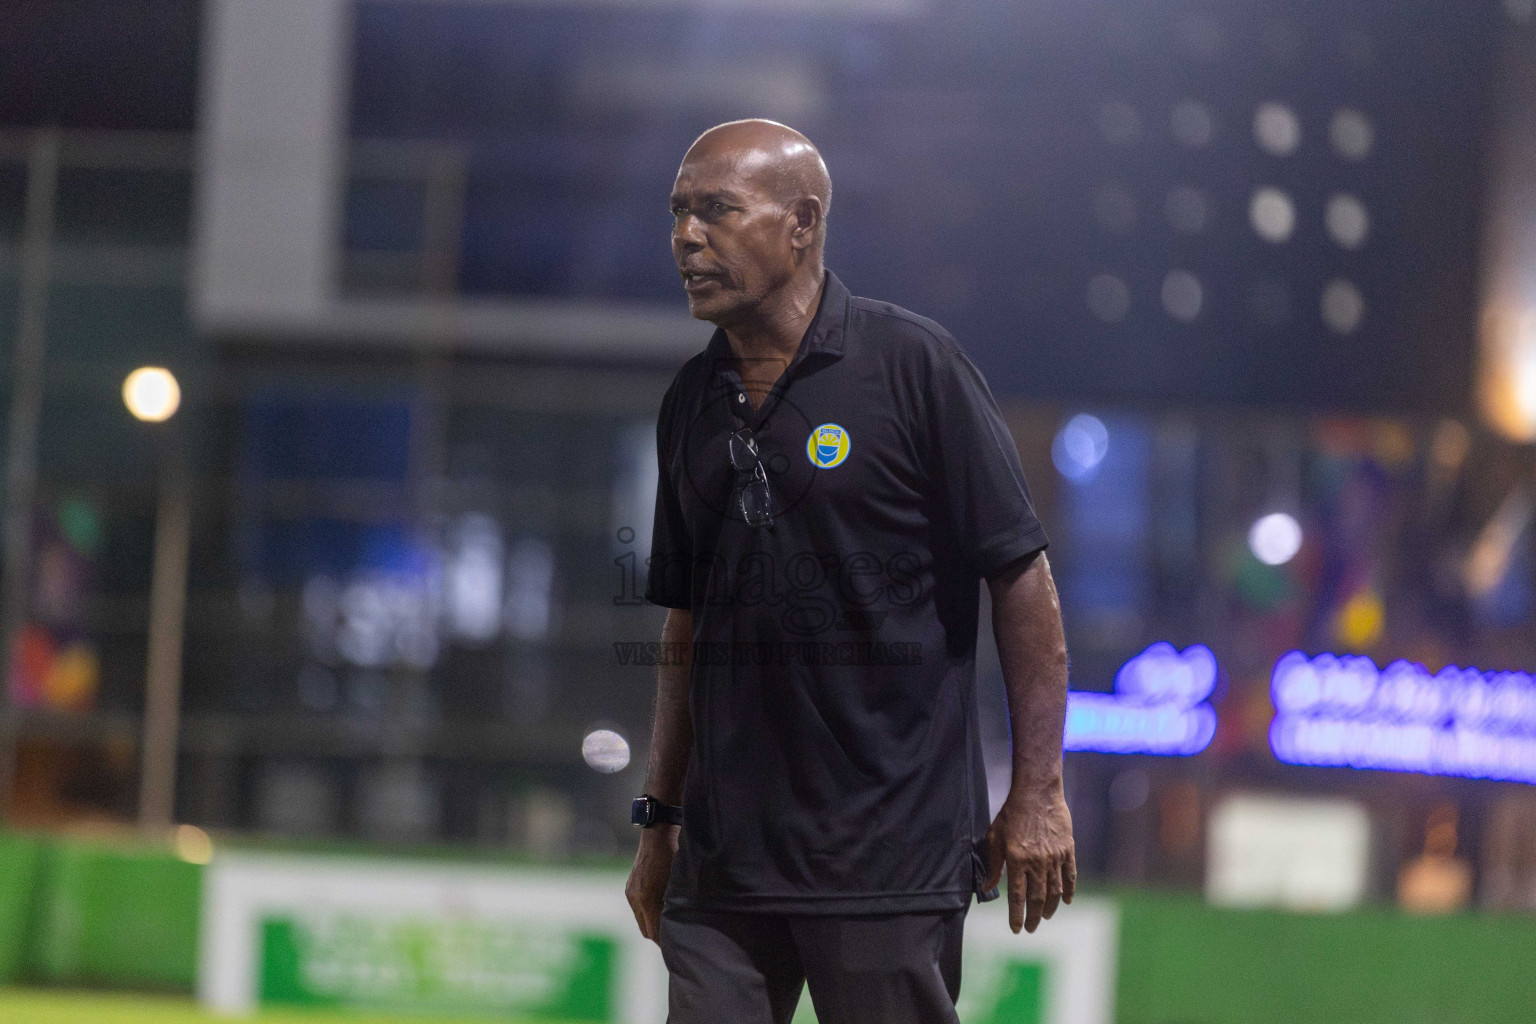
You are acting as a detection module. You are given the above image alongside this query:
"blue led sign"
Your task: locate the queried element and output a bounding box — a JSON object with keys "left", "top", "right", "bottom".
{"left": 1270, "top": 650, "right": 1536, "bottom": 784}
{"left": 1064, "top": 643, "right": 1218, "bottom": 756}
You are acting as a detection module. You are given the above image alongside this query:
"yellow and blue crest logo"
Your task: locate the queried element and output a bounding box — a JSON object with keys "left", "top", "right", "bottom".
{"left": 806, "top": 423, "right": 851, "bottom": 468}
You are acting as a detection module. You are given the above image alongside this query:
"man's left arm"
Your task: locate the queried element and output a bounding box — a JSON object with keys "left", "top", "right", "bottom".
{"left": 983, "top": 551, "right": 1076, "bottom": 934}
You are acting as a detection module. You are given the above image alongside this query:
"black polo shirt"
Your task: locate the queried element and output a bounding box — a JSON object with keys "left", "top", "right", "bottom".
{"left": 645, "top": 270, "right": 1047, "bottom": 915}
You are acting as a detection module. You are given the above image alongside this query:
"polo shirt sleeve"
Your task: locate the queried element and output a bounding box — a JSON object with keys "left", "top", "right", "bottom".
{"left": 645, "top": 381, "right": 694, "bottom": 609}
{"left": 923, "top": 342, "right": 1049, "bottom": 579}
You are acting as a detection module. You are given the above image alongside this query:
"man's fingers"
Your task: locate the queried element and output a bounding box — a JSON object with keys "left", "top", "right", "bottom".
{"left": 1041, "top": 859, "right": 1063, "bottom": 921}
{"left": 626, "top": 891, "right": 649, "bottom": 939}
{"left": 1063, "top": 846, "right": 1078, "bottom": 904}
{"left": 639, "top": 910, "right": 655, "bottom": 942}
{"left": 1024, "top": 860, "right": 1046, "bottom": 933}
{"left": 626, "top": 886, "right": 661, "bottom": 943}
{"left": 642, "top": 899, "right": 662, "bottom": 943}
{"left": 1007, "top": 859, "right": 1027, "bottom": 933}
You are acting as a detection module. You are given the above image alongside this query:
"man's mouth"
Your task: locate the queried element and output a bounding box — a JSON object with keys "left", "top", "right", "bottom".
{"left": 681, "top": 269, "right": 724, "bottom": 291}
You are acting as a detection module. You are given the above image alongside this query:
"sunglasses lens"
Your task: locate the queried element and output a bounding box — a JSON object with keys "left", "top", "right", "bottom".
{"left": 740, "top": 478, "right": 776, "bottom": 526}
{"left": 729, "top": 430, "right": 758, "bottom": 472}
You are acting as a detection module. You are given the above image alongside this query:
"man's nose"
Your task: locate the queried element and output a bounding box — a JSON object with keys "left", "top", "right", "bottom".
{"left": 673, "top": 214, "right": 705, "bottom": 251}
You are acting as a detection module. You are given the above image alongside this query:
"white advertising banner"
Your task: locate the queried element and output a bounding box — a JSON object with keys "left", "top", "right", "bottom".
{"left": 200, "top": 852, "right": 1114, "bottom": 1024}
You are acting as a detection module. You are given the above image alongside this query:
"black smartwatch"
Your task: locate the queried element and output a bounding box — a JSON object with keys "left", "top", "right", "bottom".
{"left": 631, "top": 794, "right": 684, "bottom": 828}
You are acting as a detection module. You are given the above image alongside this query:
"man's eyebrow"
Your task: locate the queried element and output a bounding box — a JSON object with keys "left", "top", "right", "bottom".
{"left": 670, "top": 190, "right": 744, "bottom": 207}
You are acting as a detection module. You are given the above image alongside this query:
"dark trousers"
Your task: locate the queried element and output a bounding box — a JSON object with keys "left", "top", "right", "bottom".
{"left": 658, "top": 904, "right": 966, "bottom": 1024}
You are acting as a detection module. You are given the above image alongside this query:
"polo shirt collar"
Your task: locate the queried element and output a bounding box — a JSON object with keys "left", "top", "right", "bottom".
{"left": 703, "top": 269, "right": 851, "bottom": 370}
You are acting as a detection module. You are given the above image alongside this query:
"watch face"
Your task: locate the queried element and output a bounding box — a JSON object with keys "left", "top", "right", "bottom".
{"left": 631, "top": 796, "right": 652, "bottom": 826}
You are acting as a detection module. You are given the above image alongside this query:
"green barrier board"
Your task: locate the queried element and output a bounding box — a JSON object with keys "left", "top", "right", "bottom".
{"left": 0, "top": 834, "right": 43, "bottom": 983}
{"left": 26, "top": 838, "right": 201, "bottom": 990}
{"left": 1116, "top": 891, "right": 1536, "bottom": 1024}
{"left": 10, "top": 830, "right": 1536, "bottom": 1023}
{"left": 258, "top": 914, "right": 616, "bottom": 1021}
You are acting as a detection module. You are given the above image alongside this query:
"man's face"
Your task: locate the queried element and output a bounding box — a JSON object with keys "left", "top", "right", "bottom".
{"left": 670, "top": 149, "right": 796, "bottom": 327}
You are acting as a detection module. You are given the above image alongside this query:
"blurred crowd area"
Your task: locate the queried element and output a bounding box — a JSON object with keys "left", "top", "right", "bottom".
{"left": 2, "top": 0, "right": 1536, "bottom": 922}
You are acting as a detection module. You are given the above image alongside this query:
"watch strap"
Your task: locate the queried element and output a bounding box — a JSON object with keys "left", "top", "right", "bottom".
{"left": 632, "top": 794, "right": 684, "bottom": 828}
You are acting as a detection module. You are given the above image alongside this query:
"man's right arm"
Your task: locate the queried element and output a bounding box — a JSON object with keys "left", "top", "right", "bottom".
{"left": 625, "top": 607, "right": 693, "bottom": 942}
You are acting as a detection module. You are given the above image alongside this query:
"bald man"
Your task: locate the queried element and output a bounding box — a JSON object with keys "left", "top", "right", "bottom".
{"left": 628, "top": 120, "right": 1074, "bottom": 1024}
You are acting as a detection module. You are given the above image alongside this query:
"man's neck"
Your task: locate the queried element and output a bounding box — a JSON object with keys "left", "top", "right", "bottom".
{"left": 722, "top": 268, "right": 826, "bottom": 401}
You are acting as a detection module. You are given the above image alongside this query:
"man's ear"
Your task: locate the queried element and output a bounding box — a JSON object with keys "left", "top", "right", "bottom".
{"left": 788, "top": 196, "right": 824, "bottom": 252}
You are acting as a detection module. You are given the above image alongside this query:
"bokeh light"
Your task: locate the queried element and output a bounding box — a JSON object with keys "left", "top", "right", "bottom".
{"left": 1086, "top": 273, "right": 1132, "bottom": 323}
{"left": 581, "top": 728, "right": 631, "bottom": 773}
{"left": 1162, "top": 270, "right": 1204, "bottom": 322}
{"left": 1321, "top": 279, "right": 1366, "bottom": 335}
{"left": 1052, "top": 413, "right": 1110, "bottom": 481}
{"left": 1249, "top": 512, "right": 1303, "bottom": 565}
{"left": 1325, "top": 193, "right": 1370, "bottom": 249}
{"left": 1329, "top": 108, "right": 1374, "bottom": 161}
{"left": 1335, "top": 589, "right": 1386, "bottom": 649}
{"left": 172, "top": 824, "right": 214, "bottom": 865}
{"left": 1250, "top": 187, "right": 1296, "bottom": 243}
{"left": 122, "top": 366, "right": 181, "bottom": 423}
{"left": 1170, "top": 99, "right": 1215, "bottom": 147}
{"left": 1254, "top": 102, "right": 1301, "bottom": 156}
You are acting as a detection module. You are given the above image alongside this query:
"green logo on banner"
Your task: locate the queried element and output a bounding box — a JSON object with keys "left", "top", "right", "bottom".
{"left": 790, "top": 957, "right": 1046, "bottom": 1024}
{"left": 966, "top": 960, "right": 1047, "bottom": 1024}
{"left": 259, "top": 913, "right": 616, "bottom": 1021}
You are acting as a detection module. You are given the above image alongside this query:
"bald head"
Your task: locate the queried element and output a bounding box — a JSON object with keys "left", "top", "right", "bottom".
{"left": 683, "top": 119, "right": 832, "bottom": 247}
{"left": 670, "top": 120, "right": 832, "bottom": 327}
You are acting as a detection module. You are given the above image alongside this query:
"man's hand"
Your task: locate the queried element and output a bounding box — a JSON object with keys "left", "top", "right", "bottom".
{"left": 625, "top": 824, "right": 679, "bottom": 942}
{"left": 985, "top": 785, "right": 1076, "bottom": 934}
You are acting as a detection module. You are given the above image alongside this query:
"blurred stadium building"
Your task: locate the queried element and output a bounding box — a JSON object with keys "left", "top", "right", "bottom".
{"left": 4, "top": 0, "right": 1536, "bottom": 1020}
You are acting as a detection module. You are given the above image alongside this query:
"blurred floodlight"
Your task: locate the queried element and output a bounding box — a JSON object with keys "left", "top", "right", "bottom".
{"left": 1052, "top": 413, "right": 1110, "bottom": 481}
{"left": 1253, "top": 102, "right": 1301, "bottom": 156}
{"left": 1092, "top": 182, "right": 1138, "bottom": 233}
{"left": 1519, "top": 352, "right": 1536, "bottom": 430}
{"left": 1249, "top": 187, "right": 1296, "bottom": 243}
{"left": 1249, "top": 512, "right": 1303, "bottom": 565}
{"left": 1325, "top": 193, "right": 1370, "bottom": 249}
{"left": 122, "top": 366, "right": 181, "bottom": 423}
{"left": 1166, "top": 186, "right": 1209, "bottom": 234}
{"left": 1249, "top": 279, "right": 1293, "bottom": 326}
{"left": 1329, "top": 108, "right": 1374, "bottom": 161}
{"left": 447, "top": 513, "right": 504, "bottom": 643}
{"left": 1508, "top": 0, "right": 1536, "bottom": 23}
{"left": 1170, "top": 100, "right": 1214, "bottom": 148}
{"left": 173, "top": 824, "right": 214, "bottom": 865}
{"left": 1321, "top": 279, "right": 1366, "bottom": 335}
{"left": 581, "top": 729, "right": 631, "bottom": 774}
{"left": 1161, "top": 270, "right": 1204, "bottom": 322}
{"left": 1099, "top": 100, "right": 1145, "bottom": 146}
{"left": 1086, "top": 273, "right": 1131, "bottom": 323}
